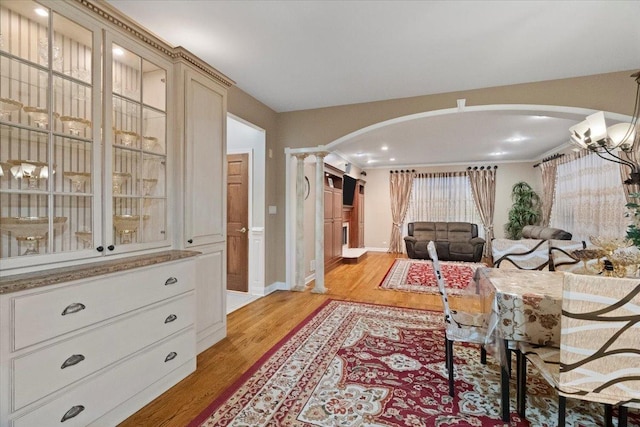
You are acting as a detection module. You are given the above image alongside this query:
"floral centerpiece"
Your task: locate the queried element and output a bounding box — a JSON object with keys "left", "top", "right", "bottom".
{"left": 572, "top": 236, "right": 640, "bottom": 277}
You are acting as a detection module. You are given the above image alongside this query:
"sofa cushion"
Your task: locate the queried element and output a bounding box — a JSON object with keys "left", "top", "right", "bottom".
{"left": 522, "top": 225, "right": 572, "bottom": 240}
{"left": 448, "top": 222, "right": 478, "bottom": 242}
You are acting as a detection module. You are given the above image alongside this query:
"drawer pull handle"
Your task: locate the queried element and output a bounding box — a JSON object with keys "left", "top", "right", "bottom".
{"left": 61, "top": 354, "right": 85, "bottom": 369}
{"left": 164, "top": 314, "right": 177, "bottom": 324}
{"left": 61, "top": 405, "right": 85, "bottom": 422}
{"left": 165, "top": 351, "right": 177, "bottom": 362}
{"left": 164, "top": 277, "right": 178, "bottom": 286}
{"left": 61, "top": 303, "right": 86, "bottom": 316}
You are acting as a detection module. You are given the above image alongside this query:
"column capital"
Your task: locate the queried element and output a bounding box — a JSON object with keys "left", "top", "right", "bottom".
{"left": 314, "top": 151, "right": 331, "bottom": 160}
{"left": 293, "top": 153, "right": 309, "bottom": 161}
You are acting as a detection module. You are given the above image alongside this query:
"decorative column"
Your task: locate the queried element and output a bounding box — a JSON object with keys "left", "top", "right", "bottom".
{"left": 292, "top": 153, "right": 308, "bottom": 291}
{"left": 312, "top": 152, "right": 328, "bottom": 294}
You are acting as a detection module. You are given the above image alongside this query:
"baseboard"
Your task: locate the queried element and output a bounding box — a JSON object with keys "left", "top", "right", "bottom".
{"left": 197, "top": 326, "right": 227, "bottom": 354}
{"left": 366, "top": 247, "right": 391, "bottom": 252}
{"left": 264, "top": 281, "right": 288, "bottom": 295}
{"left": 305, "top": 273, "right": 315, "bottom": 284}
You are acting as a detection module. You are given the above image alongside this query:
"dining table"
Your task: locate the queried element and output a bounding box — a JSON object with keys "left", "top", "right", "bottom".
{"left": 471, "top": 267, "right": 564, "bottom": 421}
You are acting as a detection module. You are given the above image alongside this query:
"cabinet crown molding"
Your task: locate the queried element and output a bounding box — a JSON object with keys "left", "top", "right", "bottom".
{"left": 78, "top": 0, "right": 235, "bottom": 88}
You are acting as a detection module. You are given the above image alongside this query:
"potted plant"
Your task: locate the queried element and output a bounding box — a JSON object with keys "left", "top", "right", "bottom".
{"left": 625, "top": 192, "right": 640, "bottom": 249}
{"left": 505, "top": 181, "right": 541, "bottom": 239}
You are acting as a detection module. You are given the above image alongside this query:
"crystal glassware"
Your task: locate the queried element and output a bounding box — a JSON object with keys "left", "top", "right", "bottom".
{"left": 63, "top": 171, "right": 91, "bottom": 192}
{"left": 571, "top": 248, "right": 607, "bottom": 274}
{"left": 112, "top": 172, "right": 131, "bottom": 195}
{"left": 59, "top": 115, "right": 91, "bottom": 136}
{"left": 0, "top": 97, "right": 23, "bottom": 120}
{"left": 113, "top": 214, "right": 149, "bottom": 244}
{"left": 38, "top": 38, "right": 63, "bottom": 70}
{"left": 115, "top": 129, "right": 140, "bottom": 147}
{"left": 75, "top": 230, "right": 92, "bottom": 247}
{"left": 142, "top": 136, "right": 158, "bottom": 151}
{"left": 141, "top": 178, "right": 158, "bottom": 196}
{"left": 6, "top": 159, "right": 53, "bottom": 189}
{"left": 0, "top": 216, "right": 67, "bottom": 255}
{"left": 589, "top": 235, "right": 633, "bottom": 252}
{"left": 23, "top": 106, "right": 59, "bottom": 128}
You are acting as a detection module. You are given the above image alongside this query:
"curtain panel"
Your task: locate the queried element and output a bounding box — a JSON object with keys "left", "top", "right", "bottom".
{"left": 467, "top": 167, "right": 496, "bottom": 260}
{"left": 551, "top": 151, "right": 628, "bottom": 241}
{"left": 388, "top": 171, "right": 414, "bottom": 253}
{"left": 539, "top": 160, "right": 558, "bottom": 227}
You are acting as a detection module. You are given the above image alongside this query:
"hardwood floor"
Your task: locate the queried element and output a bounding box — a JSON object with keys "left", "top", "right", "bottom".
{"left": 119, "top": 252, "right": 451, "bottom": 426}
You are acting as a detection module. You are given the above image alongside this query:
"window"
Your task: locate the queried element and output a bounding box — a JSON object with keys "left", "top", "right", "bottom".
{"left": 406, "top": 172, "right": 482, "bottom": 237}
{"left": 551, "top": 153, "right": 627, "bottom": 241}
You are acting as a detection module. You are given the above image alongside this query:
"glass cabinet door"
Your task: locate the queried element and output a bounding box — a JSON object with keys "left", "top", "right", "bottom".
{"left": 109, "top": 43, "right": 167, "bottom": 248}
{"left": 0, "top": 1, "right": 96, "bottom": 262}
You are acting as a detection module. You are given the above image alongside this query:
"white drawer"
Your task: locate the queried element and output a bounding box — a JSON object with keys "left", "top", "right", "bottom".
{"left": 11, "top": 328, "right": 195, "bottom": 427}
{"left": 12, "top": 260, "right": 194, "bottom": 350}
{"left": 12, "top": 292, "right": 194, "bottom": 410}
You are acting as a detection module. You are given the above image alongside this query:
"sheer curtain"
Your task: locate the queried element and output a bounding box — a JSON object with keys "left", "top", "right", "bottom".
{"left": 406, "top": 172, "right": 483, "bottom": 238}
{"left": 551, "top": 152, "right": 628, "bottom": 241}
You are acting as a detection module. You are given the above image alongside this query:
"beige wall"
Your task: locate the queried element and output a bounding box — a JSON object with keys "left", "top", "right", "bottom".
{"left": 229, "top": 70, "right": 637, "bottom": 286}
{"left": 226, "top": 86, "right": 280, "bottom": 286}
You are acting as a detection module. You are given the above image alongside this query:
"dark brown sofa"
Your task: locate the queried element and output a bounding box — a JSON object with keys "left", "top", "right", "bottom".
{"left": 404, "top": 221, "right": 485, "bottom": 262}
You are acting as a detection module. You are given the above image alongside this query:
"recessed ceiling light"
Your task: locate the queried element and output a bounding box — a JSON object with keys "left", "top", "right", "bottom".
{"left": 355, "top": 152, "right": 364, "bottom": 157}
{"left": 389, "top": 158, "right": 396, "bottom": 161}
{"left": 489, "top": 151, "right": 506, "bottom": 156}
{"left": 34, "top": 8, "right": 48, "bottom": 17}
{"left": 507, "top": 136, "right": 524, "bottom": 143}
{"left": 381, "top": 146, "right": 388, "bottom": 151}
{"left": 367, "top": 159, "right": 377, "bottom": 164}
{"left": 113, "top": 47, "right": 125, "bottom": 56}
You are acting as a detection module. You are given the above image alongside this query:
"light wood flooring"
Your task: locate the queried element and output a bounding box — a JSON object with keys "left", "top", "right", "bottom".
{"left": 119, "top": 252, "right": 457, "bottom": 426}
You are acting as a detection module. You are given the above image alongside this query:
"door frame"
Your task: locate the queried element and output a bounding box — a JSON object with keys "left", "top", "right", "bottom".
{"left": 227, "top": 114, "right": 266, "bottom": 296}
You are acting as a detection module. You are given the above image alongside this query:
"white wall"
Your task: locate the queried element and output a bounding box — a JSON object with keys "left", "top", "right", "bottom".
{"left": 363, "top": 161, "right": 541, "bottom": 251}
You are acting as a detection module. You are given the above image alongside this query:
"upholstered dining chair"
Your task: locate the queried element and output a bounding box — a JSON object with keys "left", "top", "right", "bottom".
{"left": 516, "top": 273, "right": 640, "bottom": 426}
{"left": 548, "top": 239, "right": 586, "bottom": 272}
{"left": 427, "top": 241, "right": 488, "bottom": 397}
{"left": 492, "top": 238, "right": 549, "bottom": 270}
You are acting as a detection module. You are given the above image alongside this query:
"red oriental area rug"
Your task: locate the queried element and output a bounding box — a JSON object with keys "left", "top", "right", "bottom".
{"left": 190, "top": 300, "right": 636, "bottom": 427}
{"left": 379, "top": 259, "right": 484, "bottom": 295}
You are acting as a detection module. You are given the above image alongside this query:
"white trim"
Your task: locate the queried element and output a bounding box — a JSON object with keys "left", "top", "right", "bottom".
{"left": 366, "top": 246, "right": 391, "bottom": 252}
{"left": 264, "top": 281, "right": 289, "bottom": 296}
{"left": 285, "top": 151, "right": 293, "bottom": 291}
{"left": 305, "top": 273, "right": 316, "bottom": 285}
{"left": 248, "top": 227, "right": 265, "bottom": 296}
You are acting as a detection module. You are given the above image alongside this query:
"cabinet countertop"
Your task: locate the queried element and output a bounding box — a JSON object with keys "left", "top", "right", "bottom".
{"left": 0, "top": 250, "right": 200, "bottom": 295}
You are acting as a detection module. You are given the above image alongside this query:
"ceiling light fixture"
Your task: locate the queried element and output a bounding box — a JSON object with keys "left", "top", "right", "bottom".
{"left": 569, "top": 71, "right": 640, "bottom": 185}
{"left": 34, "top": 8, "right": 48, "bottom": 17}
{"left": 113, "top": 47, "right": 125, "bottom": 56}
{"left": 381, "top": 146, "right": 388, "bottom": 151}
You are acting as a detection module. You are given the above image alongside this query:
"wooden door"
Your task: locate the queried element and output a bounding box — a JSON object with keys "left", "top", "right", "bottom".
{"left": 226, "top": 153, "right": 249, "bottom": 292}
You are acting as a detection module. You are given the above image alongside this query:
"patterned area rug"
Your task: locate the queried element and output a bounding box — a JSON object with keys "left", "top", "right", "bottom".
{"left": 379, "top": 259, "right": 484, "bottom": 295}
{"left": 190, "top": 300, "right": 637, "bottom": 427}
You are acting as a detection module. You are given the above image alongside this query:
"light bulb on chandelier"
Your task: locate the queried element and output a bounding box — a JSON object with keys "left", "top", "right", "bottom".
{"left": 569, "top": 71, "right": 640, "bottom": 185}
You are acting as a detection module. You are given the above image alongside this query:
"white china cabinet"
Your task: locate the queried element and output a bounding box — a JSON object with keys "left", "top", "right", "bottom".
{"left": 0, "top": 0, "right": 233, "bottom": 425}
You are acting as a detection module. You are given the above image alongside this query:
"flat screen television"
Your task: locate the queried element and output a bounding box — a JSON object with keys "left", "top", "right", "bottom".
{"left": 343, "top": 175, "right": 356, "bottom": 206}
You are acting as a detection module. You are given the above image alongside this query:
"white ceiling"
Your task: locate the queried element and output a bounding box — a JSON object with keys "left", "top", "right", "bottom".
{"left": 106, "top": 0, "right": 640, "bottom": 168}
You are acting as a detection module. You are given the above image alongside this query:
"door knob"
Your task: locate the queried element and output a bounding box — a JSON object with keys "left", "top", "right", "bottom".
{"left": 236, "top": 227, "right": 247, "bottom": 233}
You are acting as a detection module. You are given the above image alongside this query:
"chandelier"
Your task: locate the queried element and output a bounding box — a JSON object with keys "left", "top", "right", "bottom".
{"left": 569, "top": 71, "right": 640, "bottom": 185}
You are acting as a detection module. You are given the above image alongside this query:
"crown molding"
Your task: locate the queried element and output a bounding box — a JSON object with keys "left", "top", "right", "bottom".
{"left": 76, "top": 0, "right": 235, "bottom": 87}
